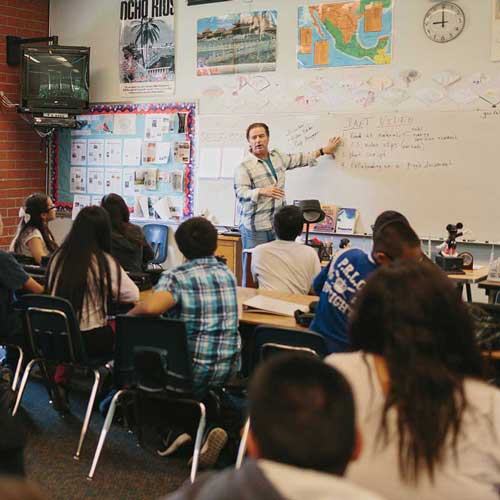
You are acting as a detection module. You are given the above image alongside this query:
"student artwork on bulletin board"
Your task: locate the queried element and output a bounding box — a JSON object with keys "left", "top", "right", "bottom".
{"left": 50, "top": 102, "right": 196, "bottom": 221}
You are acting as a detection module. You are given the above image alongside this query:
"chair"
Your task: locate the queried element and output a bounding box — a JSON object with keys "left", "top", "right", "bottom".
{"left": 142, "top": 224, "right": 169, "bottom": 266}
{"left": 12, "top": 294, "right": 105, "bottom": 461}
{"left": 87, "top": 315, "right": 206, "bottom": 483}
{"left": 235, "top": 325, "right": 327, "bottom": 469}
{"left": 252, "top": 325, "right": 328, "bottom": 367}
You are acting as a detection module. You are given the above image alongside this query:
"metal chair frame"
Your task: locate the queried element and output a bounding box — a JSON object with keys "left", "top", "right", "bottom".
{"left": 87, "top": 315, "right": 207, "bottom": 483}
{"left": 12, "top": 302, "right": 102, "bottom": 462}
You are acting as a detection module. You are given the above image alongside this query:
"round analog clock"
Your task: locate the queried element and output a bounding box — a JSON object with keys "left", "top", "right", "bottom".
{"left": 423, "top": 2, "right": 465, "bottom": 43}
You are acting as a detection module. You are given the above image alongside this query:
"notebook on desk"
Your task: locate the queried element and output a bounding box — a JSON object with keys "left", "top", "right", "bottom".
{"left": 243, "top": 295, "right": 309, "bottom": 317}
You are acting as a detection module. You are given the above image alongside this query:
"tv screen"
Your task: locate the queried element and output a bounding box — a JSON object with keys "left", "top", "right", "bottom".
{"left": 21, "top": 45, "right": 90, "bottom": 114}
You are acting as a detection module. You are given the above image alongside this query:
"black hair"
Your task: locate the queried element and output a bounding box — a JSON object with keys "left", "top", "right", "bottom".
{"left": 373, "top": 218, "right": 420, "bottom": 259}
{"left": 372, "top": 210, "right": 409, "bottom": 234}
{"left": 274, "top": 205, "right": 303, "bottom": 241}
{"left": 246, "top": 122, "right": 269, "bottom": 140}
{"left": 13, "top": 193, "right": 57, "bottom": 254}
{"left": 101, "top": 193, "right": 144, "bottom": 247}
{"left": 46, "top": 206, "right": 120, "bottom": 323}
{"left": 174, "top": 217, "right": 217, "bottom": 260}
{"left": 249, "top": 353, "right": 356, "bottom": 475}
{"left": 349, "top": 260, "right": 485, "bottom": 482}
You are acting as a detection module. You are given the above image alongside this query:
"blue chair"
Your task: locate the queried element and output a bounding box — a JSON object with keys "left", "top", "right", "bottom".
{"left": 142, "top": 224, "right": 169, "bottom": 266}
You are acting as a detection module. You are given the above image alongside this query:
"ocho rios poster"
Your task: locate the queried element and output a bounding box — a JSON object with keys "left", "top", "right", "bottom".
{"left": 298, "top": 1, "right": 393, "bottom": 69}
{"left": 197, "top": 10, "right": 277, "bottom": 76}
{"left": 119, "top": 0, "right": 175, "bottom": 96}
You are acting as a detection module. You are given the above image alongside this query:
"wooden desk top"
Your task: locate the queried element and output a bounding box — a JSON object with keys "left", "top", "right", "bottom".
{"left": 446, "top": 267, "right": 489, "bottom": 284}
{"left": 238, "top": 287, "right": 317, "bottom": 331}
{"left": 140, "top": 286, "right": 315, "bottom": 330}
{"left": 478, "top": 280, "right": 500, "bottom": 290}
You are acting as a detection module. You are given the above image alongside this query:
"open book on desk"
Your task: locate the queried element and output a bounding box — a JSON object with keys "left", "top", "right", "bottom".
{"left": 243, "top": 295, "right": 309, "bottom": 317}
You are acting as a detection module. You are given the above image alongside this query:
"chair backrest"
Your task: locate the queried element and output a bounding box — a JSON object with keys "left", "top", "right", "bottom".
{"left": 16, "top": 294, "right": 87, "bottom": 364}
{"left": 142, "top": 224, "right": 169, "bottom": 265}
{"left": 114, "top": 315, "right": 193, "bottom": 395}
{"left": 253, "top": 325, "right": 328, "bottom": 368}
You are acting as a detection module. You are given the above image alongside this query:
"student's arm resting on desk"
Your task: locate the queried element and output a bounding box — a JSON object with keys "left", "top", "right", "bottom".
{"left": 127, "top": 290, "right": 176, "bottom": 316}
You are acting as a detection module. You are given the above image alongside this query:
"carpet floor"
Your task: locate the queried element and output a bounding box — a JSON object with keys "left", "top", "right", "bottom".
{"left": 17, "top": 377, "right": 190, "bottom": 500}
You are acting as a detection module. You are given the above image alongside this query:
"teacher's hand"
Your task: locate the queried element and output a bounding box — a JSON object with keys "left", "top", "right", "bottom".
{"left": 259, "top": 186, "right": 285, "bottom": 199}
{"left": 323, "top": 136, "right": 342, "bottom": 156}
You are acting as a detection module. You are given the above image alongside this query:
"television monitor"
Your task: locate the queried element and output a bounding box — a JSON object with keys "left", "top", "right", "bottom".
{"left": 20, "top": 45, "right": 90, "bottom": 115}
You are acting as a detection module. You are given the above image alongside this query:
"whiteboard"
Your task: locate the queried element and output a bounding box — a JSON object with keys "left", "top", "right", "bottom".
{"left": 195, "top": 109, "right": 500, "bottom": 242}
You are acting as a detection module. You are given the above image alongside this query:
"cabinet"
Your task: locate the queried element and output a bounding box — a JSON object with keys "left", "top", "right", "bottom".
{"left": 216, "top": 235, "right": 242, "bottom": 285}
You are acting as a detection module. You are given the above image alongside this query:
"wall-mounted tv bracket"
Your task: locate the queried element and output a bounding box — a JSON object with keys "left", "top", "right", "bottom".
{"left": 6, "top": 35, "right": 59, "bottom": 66}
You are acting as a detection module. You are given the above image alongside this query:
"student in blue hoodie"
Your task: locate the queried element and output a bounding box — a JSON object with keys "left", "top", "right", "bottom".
{"left": 310, "top": 211, "right": 422, "bottom": 353}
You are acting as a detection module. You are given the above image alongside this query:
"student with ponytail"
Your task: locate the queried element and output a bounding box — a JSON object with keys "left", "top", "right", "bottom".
{"left": 326, "top": 260, "right": 500, "bottom": 500}
{"left": 10, "top": 193, "right": 58, "bottom": 264}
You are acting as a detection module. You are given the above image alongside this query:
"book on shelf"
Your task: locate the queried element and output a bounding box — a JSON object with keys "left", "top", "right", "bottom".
{"left": 310, "top": 204, "right": 338, "bottom": 233}
{"left": 243, "top": 295, "right": 309, "bottom": 317}
{"left": 336, "top": 208, "right": 359, "bottom": 235}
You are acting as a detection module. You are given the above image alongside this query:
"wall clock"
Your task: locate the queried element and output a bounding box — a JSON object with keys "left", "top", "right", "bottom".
{"left": 423, "top": 2, "right": 465, "bottom": 43}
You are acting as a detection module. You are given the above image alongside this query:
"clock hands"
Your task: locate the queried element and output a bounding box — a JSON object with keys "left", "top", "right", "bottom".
{"left": 433, "top": 6, "right": 448, "bottom": 27}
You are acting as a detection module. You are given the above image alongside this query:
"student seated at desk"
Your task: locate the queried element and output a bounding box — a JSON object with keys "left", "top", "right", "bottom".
{"left": 10, "top": 193, "right": 58, "bottom": 265}
{"left": 310, "top": 211, "right": 422, "bottom": 353}
{"left": 326, "top": 261, "right": 500, "bottom": 500}
{"left": 129, "top": 217, "right": 240, "bottom": 466}
{"left": 165, "top": 354, "right": 384, "bottom": 500}
{"left": 0, "top": 213, "right": 44, "bottom": 374}
{"left": 251, "top": 205, "right": 320, "bottom": 295}
{"left": 101, "top": 193, "right": 154, "bottom": 272}
{"left": 46, "top": 206, "right": 139, "bottom": 359}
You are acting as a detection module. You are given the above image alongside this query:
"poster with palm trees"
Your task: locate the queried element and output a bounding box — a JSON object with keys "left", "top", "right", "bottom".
{"left": 119, "top": 14, "right": 175, "bottom": 96}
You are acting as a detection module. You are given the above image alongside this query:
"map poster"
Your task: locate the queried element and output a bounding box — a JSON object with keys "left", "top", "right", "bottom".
{"left": 197, "top": 10, "right": 277, "bottom": 75}
{"left": 297, "top": 1, "right": 393, "bottom": 69}
{"left": 119, "top": 2, "right": 175, "bottom": 96}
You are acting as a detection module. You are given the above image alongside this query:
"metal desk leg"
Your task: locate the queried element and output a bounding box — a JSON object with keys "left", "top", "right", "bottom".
{"left": 466, "top": 284, "right": 472, "bottom": 303}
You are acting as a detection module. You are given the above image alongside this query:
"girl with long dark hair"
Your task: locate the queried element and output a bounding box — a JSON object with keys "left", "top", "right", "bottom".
{"left": 327, "top": 261, "right": 500, "bottom": 500}
{"left": 46, "top": 206, "right": 139, "bottom": 356}
{"left": 101, "top": 193, "right": 154, "bottom": 272}
{"left": 10, "top": 193, "right": 58, "bottom": 264}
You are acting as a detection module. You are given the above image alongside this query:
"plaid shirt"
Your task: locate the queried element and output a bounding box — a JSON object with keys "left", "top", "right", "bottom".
{"left": 155, "top": 256, "right": 240, "bottom": 396}
{"left": 234, "top": 149, "right": 318, "bottom": 231}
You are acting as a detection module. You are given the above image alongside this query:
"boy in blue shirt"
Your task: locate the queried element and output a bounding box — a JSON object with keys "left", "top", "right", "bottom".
{"left": 310, "top": 211, "right": 422, "bottom": 353}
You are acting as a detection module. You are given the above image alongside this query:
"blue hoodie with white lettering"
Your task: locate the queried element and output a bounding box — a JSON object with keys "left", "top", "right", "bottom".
{"left": 310, "top": 247, "right": 378, "bottom": 353}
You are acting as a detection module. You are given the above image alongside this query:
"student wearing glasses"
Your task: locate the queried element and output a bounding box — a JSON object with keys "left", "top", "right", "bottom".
{"left": 310, "top": 211, "right": 423, "bottom": 353}
{"left": 10, "top": 193, "right": 58, "bottom": 264}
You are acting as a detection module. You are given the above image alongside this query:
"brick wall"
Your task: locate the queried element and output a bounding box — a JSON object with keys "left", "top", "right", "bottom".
{"left": 0, "top": 0, "right": 50, "bottom": 248}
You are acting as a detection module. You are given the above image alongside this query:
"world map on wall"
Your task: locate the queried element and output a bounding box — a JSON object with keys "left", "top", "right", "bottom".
{"left": 298, "top": 0, "right": 393, "bottom": 69}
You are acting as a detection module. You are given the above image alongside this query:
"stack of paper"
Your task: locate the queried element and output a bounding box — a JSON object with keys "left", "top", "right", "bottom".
{"left": 243, "top": 295, "right": 309, "bottom": 317}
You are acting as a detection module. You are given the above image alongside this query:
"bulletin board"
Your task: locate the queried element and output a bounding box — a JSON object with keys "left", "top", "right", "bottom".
{"left": 51, "top": 102, "right": 196, "bottom": 220}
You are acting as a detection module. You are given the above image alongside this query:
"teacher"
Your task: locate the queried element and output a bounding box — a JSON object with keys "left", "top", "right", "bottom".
{"left": 234, "top": 122, "right": 341, "bottom": 252}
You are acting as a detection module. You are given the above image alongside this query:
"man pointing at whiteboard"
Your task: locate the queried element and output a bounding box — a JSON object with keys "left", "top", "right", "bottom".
{"left": 234, "top": 122, "right": 341, "bottom": 254}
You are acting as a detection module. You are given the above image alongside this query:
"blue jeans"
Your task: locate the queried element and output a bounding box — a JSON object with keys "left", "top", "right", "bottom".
{"left": 239, "top": 225, "right": 275, "bottom": 286}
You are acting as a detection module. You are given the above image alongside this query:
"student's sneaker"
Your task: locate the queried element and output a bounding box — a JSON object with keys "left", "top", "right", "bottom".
{"left": 196, "top": 427, "right": 228, "bottom": 469}
{"left": 157, "top": 430, "right": 193, "bottom": 457}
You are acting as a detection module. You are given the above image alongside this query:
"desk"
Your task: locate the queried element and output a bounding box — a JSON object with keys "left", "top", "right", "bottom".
{"left": 446, "top": 267, "right": 489, "bottom": 302}
{"left": 477, "top": 280, "right": 500, "bottom": 304}
{"left": 216, "top": 235, "right": 242, "bottom": 286}
{"left": 140, "top": 287, "right": 315, "bottom": 331}
{"left": 238, "top": 287, "right": 317, "bottom": 331}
